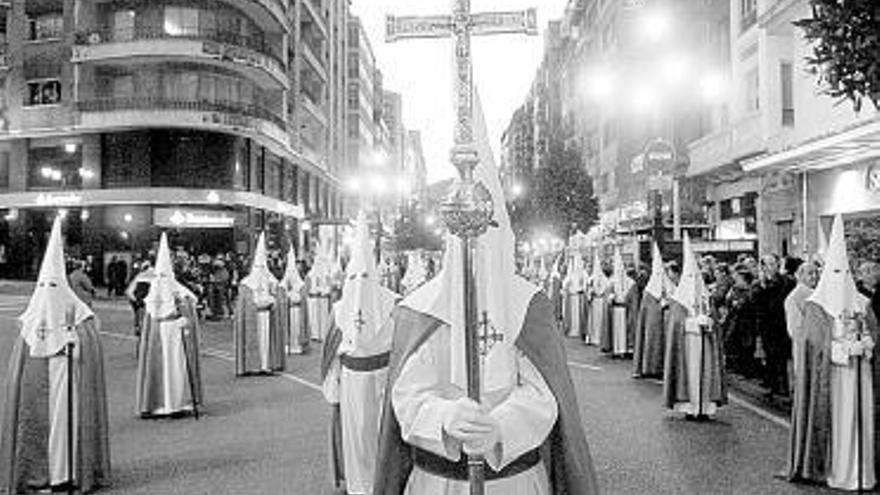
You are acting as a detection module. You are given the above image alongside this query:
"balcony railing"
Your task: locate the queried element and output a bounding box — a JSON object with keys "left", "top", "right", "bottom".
{"left": 75, "top": 26, "right": 284, "bottom": 67}
{"left": 77, "top": 96, "right": 285, "bottom": 129}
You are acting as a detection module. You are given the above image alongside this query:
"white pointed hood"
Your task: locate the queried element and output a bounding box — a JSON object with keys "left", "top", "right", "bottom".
{"left": 402, "top": 89, "right": 539, "bottom": 389}
{"left": 563, "top": 253, "right": 585, "bottom": 292}
{"left": 808, "top": 214, "right": 867, "bottom": 317}
{"left": 309, "top": 236, "right": 334, "bottom": 294}
{"left": 144, "top": 233, "right": 196, "bottom": 318}
{"left": 551, "top": 253, "right": 563, "bottom": 280}
{"left": 644, "top": 242, "right": 672, "bottom": 300}
{"left": 401, "top": 251, "right": 428, "bottom": 293}
{"left": 591, "top": 248, "right": 608, "bottom": 290}
{"left": 672, "top": 233, "right": 709, "bottom": 315}
{"left": 334, "top": 212, "right": 398, "bottom": 354}
{"left": 19, "top": 216, "right": 93, "bottom": 358}
{"left": 241, "top": 232, "right": 279, "bottom": 302}
{"left": 280, "top": 246, "right": 305, "bottom": 298}
{"left": 611, "top": 244, "right": 635, "bottom": 298}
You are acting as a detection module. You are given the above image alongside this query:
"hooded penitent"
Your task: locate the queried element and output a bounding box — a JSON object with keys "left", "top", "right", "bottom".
{"left": 334, "top": 212, "right": 399, "bottom": 356}
{"left": 644, "top": 242, "right": 672, "bottom": 301}
{"left": 281, "top": 246, "right": 306, "bottom": 300}
{"left": 663, "top": 233, "right": 726, "bottom": 413}
{"left": 634, "top": 242, "right": 671, "bottom": 378}
{"left": 401, "top": 251, "right": 428, "bottom": 294}
{"left": 798, "top": 214, "right": 876, "bottom": 490}
{"left": 241, "top": 232, "right": 279, "bottom": 305}
{"left": 1, "top": 216, "right": 110, "bottom": 493}
{"left": 19, "top": 216, "right": 93, "bottom": 358}
{"left": 375, "top": 90, "right": 599, "bottom": 494}
{"left": 144, "top": 233, "right": 196, "bottom": 319}
{"left": 401, "top": 91, "right": 539, "bottom": 390}
{"left": 612, "top": 244, "right": 635, "bottom": 300}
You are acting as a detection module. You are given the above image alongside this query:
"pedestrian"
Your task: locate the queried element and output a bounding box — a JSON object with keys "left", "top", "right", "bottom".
{"left": 791, "top": 215, "right": 876, "bottom": 489}
{"left": 136, "top": 233, "right": 203, "bottom": 418}
{"left": 106, "top": 255, "right": 119, "bottom": 297}
{"left": 68, "top": 259, "right": 97, "bottom": 307}
{"left": 857, "top": 260, "right": 880, "bottom": 322}
{"left": 322, "top": 213, "right": 399, "bottom": 495}
{"left": 126, "top": 260, "right": 154, "bottom": 341}
{"left": 782, "top": 260, "right": 819, "bottom": 481}
{"left": 755, "top": 254, "right": 794, "bottom": 397}
{"left": 663, "top": 234, "right": 727, "bottom": 420}
{"left": 280, "top": 246, "right": 309, "bottom": 355}
{"left": 234, "top": 233, "right": 286, "bottom": 376}
{"left": 0, "top": 217, "right": 110, "bottom": 494}
{"left": 113, "top": 258, "right": 128, "bottom": 296}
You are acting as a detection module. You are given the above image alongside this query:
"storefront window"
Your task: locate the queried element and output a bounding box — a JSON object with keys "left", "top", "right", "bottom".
{"left": 27, "top": 146, "right": 82, "bottom": 191}
{"left": 164, "top": 6, "right": 199, "bottom": 37}
{"left": 28, "top": 13, "right": 63, "bottom": 41}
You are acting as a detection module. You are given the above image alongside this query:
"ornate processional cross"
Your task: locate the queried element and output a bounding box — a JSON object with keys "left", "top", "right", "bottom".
{"left": 387, "top": 1, "right": 538, "bottom": 156}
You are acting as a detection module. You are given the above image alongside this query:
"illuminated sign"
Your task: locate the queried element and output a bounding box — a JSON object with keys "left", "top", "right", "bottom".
{"left": 154, "top": 208, "right": 235, "bottom": 229}
{"left": 36, "top": 193, "right": 83, "bottom": 206}
{"left": 867, "top": 163, "right": 880, "bottom": 192}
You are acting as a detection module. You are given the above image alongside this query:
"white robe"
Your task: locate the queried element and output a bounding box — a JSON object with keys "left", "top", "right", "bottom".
{"left": 673, "top": 317, "right": 719, "bottom": 416}
{"left": 308, "top": 295, "right": 329, "bottom": 342}
{"left": 48, "top": 352, "right": 77, "bottom": 485}
{"left": 589, "top": 293, "right": 607, "bottom": 346}
{"left": 287, "top": 303, "right": 305, "bottom": 354}
{"left": 567, "top": 292, "right": 583, "bottom": 339}
{"left": 156, "top": 318, "right": 190, "bottom": 415}
{"left": 392, "top": 325, "right": 557, "bottom": 494}
{"left": 828, "top": 333, "right": 875, "bottom": 490}
{"left": 612, "top": 302, "right": 628, "bottom": 356}
{"left": 257, "top": 310, "right": 271, "bottom": 371}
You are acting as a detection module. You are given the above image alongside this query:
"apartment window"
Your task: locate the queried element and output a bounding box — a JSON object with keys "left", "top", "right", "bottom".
{"left": 347, "top": 53, "right": 359, "bottom": 79}
{"left": 164, "top": 6, "right": 199, "bottom": 36}
{"left": 112, "top": 10, "right": 135, "bottom": 41}
{"left": 347, "top": 84, "right": 358, "bottom": 110}
{"left": 26, "top": 79, "right": 61, "bottom": 106}
{"left": 112, "top": 75, "right": 134, "bottom": 98}
{"left": 744, "top": 68, "right": 759, "bottom": 113}
{"left": 740, "top": 0, "right": 757, "bottom": 32}
{"left": 780, "top": 62, "right": 794, "bottom": 126}
{"left": 347, "top": 119, "right": 359, "bottom": 139}
{"left": 28, "top": 13, "right": 63, "bottom": 41}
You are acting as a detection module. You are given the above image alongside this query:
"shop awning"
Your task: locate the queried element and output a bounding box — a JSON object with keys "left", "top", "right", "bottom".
{"left": 742, "top": 117, "right": 880, "bottom": 173}
{"left": 0, "top": 187, "right": 305, "bottom": 219}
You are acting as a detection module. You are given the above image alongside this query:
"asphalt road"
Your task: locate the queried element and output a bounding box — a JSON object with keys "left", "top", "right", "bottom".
{"left": 0, "top": 292, "right": 848, "bottom": 494}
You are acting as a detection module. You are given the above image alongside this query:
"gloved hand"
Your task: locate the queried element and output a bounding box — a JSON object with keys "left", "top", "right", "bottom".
{"left": 443, "top": 397, "right": 500, "bottom": 456}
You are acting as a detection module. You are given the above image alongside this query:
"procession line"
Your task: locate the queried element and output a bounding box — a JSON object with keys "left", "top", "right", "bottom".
{"left": 95, "top": 330, "right": 324, "bottom": 394}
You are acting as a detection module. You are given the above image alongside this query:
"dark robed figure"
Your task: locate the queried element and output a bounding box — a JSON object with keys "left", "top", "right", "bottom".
{"left": 372, "top": 93, "right": 598, "bottom": 494}
{"left": 1, "top": 217, "right": 110, "bottom": 493}
{"left": 234, "top": 232, "right": 288, "bottom": 375}
{"left": 633, "top": 243, "right": 672, "bottom": 379}
{"left": 136, "top": 233, "right": 203, "bottom": 418}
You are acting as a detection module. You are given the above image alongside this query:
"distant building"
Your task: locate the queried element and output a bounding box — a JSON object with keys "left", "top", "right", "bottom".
{"left": 0, "top": 0, "right": 352, "bottom": 278}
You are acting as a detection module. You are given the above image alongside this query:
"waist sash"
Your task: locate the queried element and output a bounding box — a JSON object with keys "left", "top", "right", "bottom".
{"left": 340, "top": 351, "right": 391, "bottom": 372}
{"left": 412, "top": 446, "right": 541, "bottom": 482}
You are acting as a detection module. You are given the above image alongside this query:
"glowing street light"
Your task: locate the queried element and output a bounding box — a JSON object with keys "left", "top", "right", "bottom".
{"left": 630, "top": 84, "right": 657, "bottom": 114}
{"left": 123, "top": 213, "right": 133, "bottom": 223}
{"left": 425, "top": 214, "right": 437, "bottom": 227}
{"left": 660, "top": 53, "right": 689, "bottom": 86}
{"left": 583, "top": 67, "right": 616, "bottom": 102}
{"left": 367, "top": 174, "right": 387, "bottom": 195}
{"left": 640, "top": 9, "right": 671, "bottom": 43}
{"left": 511, "top": 182, "right": 524, "bottom": 197}
{"left": 346, "top": 176, "right": 361, "bottom": 193}
{"left": 699, "top": 71, "right": 727, "bottom": 103}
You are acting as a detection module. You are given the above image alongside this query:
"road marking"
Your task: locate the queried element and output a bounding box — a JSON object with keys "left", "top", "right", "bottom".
{"left": 568, "top": 361, "right": 602, "bottom": 371}
{"left": 97, "top": 330, "right": 324, "bottom": 394}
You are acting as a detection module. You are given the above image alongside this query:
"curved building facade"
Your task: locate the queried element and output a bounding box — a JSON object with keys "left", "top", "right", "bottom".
{"left": 0, "top": 0, "right": 347, "bottom": 278}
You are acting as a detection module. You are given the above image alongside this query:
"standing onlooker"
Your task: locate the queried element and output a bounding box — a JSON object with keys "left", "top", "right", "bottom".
{"left": 106, "top": 256, "right": 119, "bottom": 297}
{"left": 724, "top": 265, "right": 758, "bottom": 377}
{"left": 113, "top": 257, "right": 128, "bottom": 296}
{"left": 857, "top": 260, "right": 880, "bottom": 319}
{"left": 68, "top": 259, "right": 97, "bottom": 307}
{"left": 754, "top": 254, "right": 795, "bottom": 397}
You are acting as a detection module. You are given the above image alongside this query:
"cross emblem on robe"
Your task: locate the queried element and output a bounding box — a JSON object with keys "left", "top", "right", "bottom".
{"left": 478, "top": 310, "right": 504, "bottom": 356}
{"left": 37, "top": 319, "right": 48, "bottom": 341}
{"left": 353, "top": 309, "right": 366, "bottom": 335}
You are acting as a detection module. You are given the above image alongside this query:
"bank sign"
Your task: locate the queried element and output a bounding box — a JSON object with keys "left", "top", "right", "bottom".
{"left": 154, "top": 208, "right": 235, "bottom": 229}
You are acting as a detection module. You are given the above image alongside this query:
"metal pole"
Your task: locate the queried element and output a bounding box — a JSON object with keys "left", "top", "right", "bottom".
{"left": 856, "top": 314, "right": 864, "bottom": 494}
{"left": 65, "top": 308, "right": 75, "bottom": 495}
{"left": 177, "top": 298, "right": 200, "bottom": 420}
{"left": 462, "top": 234, "right": 485, "bottom": 494}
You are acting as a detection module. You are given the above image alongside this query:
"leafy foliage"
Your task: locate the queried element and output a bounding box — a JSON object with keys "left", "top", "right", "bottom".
{"left": 509, "top": 141, "right": 599, "bottom": 239}
{"left": 794, "top": 0, "right": 880, "bottom": 112}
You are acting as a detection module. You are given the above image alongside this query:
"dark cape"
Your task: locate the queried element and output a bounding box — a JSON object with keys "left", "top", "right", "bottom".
{"left": 373, "top": 293, "right": 600, "bottom": 494}
{"left": 633, "top": 292, "right": 667, "bottom": 378}
{"left": 233, "top": 286, "right": 288, "bottom": 375}
{"left": 135, "top": 298, "right": 204, "bottom": 416}
{"left": 786, "top": 301, "right": 880, "bottom": 482}
{"left": 320, "top": 316, "right": 345, "bottom": 490}
{"left": 0, "top": 318, "right": 111, "bottom": 494}
{"left": 662, "top": 301, "right": 727, "bottom": 410}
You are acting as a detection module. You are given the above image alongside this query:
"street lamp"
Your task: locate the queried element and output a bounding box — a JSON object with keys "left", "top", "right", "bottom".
{"left": 639, "top": 9, "right": 671, "bottom": 43}
{"left": 699, "top": 71, "right": 727, "bottom": 103}
{"left": 511, "top": 182, "right": 524, "bottom": 198}
{"left": 582, "top": 66, "right": 616, "bottom": 102}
